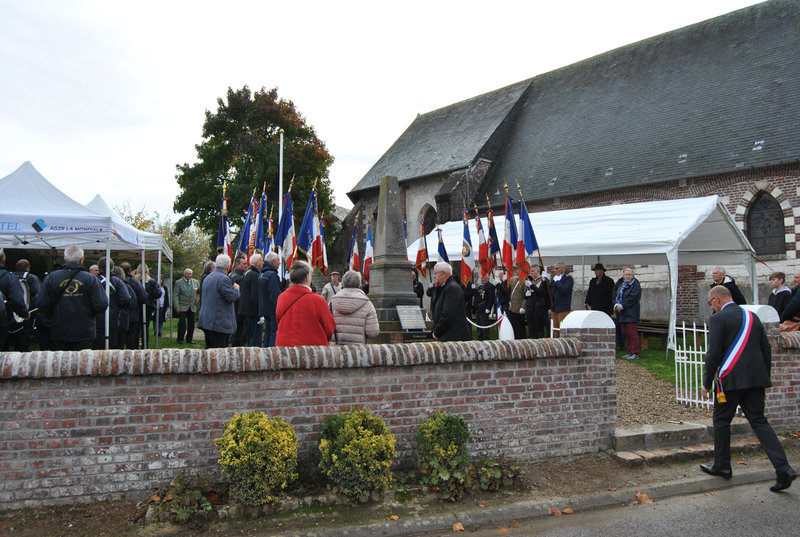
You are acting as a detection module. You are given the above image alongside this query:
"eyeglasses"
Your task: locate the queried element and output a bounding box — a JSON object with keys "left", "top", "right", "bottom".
{"left": 707, "top": 297, "right": 717, "bottom": 306}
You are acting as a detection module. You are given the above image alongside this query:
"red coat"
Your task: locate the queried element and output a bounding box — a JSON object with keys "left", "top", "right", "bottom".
{"left": 275, "top": 284, "right": 336, "bottom": 347}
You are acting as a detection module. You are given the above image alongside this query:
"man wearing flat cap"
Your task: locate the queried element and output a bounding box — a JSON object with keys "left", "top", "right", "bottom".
{"left": 321, "top": 271, "right": 342, "bottom": 303}
{"left": 585, "top": 263, "right": 615, "bottom": 316}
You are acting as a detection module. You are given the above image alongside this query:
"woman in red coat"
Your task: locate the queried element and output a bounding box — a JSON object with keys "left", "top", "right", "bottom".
{"left": 276, "top": 261, "right": 336, "bottom": 346}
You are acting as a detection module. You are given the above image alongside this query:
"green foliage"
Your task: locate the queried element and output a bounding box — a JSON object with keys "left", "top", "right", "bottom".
{"left": 617, "top": 345, "right": 677, "bottom": 384}
{"left": 318, "top": 409, "right": 396, "bottom": 501}
{"left": 174, "top": 85, "right": 336, "bottom": 243}
{"left": 215, "top": 411, "right": 298, "bottom": 506}
{"left": 415, "top": 413, "right": 471, "bottom": 500}
{"left": 470, "top": 458, "right": 520, "bottom": 492}
{"left": 155, "top": 472, "right": 212, "bottom": 525}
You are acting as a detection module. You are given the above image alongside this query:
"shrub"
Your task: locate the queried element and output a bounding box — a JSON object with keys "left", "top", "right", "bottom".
{"left": 214, "top": 411, "right": 298, "bottom": 505}
{"left": 415, "top": 412, "right": 471, "bottom": 500}
{"left": 318, "top": 408, "right": 396, "bottom": 501}
{"left": 154, "top": 472, "right": 213, "bottom": 526}
{"left": 470, "top": 458, "right": 520, "bottom": 491}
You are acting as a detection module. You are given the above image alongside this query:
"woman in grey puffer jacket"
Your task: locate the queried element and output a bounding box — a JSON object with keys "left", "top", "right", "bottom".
{"left": 329, "top": 271, "right": 380, "bottom": 344}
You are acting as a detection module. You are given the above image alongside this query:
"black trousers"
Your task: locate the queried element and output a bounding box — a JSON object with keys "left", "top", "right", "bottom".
{"left": 713, "top": 387, "right": 792, "bottom": 476}
{"left": 475, "top": 310, "right": 491, "bottom": 340}
{"left": 204, "top": 329, "right": 229, "bottom": 349}
{"left": 176, "top": 310, "right": 195, "bottom": 343}
{"left": 508, "top": 311, "right": 526, "bottom": 339}
{"left": 527, "top": 308, "right": 549, "bottom": 339}
{"left": 52, "top": 339, "right": 93, "bottom": 351}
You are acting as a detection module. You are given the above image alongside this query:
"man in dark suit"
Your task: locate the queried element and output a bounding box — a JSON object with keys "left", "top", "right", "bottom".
{"left": 700, "top": 286, "right": 796, "bottom": 492}
{"left": 431, "top": 262, "right": 470, "bottom": 342}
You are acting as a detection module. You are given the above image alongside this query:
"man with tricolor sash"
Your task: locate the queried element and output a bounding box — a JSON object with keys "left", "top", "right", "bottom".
{"left": 700, "top": 285, "right": 796, "bottom": 492}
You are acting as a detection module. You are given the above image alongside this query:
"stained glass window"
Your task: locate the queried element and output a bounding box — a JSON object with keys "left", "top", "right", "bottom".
{"left": 746, "top": 192, "right": 785, "bottom": 256}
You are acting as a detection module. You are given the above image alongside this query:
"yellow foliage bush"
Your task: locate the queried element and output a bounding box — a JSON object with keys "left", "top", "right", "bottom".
{"left": 214, "top": 411, "right": 298, "bottom": 506}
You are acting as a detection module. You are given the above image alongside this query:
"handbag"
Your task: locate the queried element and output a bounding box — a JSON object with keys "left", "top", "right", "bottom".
{"left": 780, "top": 319, "right": 800, "bottom": 332}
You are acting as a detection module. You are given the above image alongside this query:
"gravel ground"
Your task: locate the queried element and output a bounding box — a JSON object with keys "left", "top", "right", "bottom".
{"left": 615, "top": 357, "right": 712, "bottom": 427}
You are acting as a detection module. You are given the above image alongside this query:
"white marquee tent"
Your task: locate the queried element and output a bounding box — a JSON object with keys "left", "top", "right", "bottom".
{"left": 0, "top": 161, "right": 141, "bottom": 251}
{"left": 408, "top": 196, "right": 757, "bottom": 348}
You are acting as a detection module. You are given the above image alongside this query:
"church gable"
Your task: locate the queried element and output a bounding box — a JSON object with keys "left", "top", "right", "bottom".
{"left": 347, "top": 78, "right": 531, "bottom": 200}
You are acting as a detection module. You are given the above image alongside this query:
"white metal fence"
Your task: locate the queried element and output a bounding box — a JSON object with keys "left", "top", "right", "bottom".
{"left": 674, "top": 321, "right": 713, "bottom": 410}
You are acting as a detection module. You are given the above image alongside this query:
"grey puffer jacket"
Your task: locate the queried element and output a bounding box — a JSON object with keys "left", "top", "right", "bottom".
{"left": 329, "top": 288, "right": 379, "bottom": 344}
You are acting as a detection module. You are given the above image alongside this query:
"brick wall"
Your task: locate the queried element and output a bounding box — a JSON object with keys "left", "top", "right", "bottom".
{"left": 772, "top": 329, "right": 800, "bottom": 430}
{"left": 0, "top": 327, "right": 616, "bottom": 510}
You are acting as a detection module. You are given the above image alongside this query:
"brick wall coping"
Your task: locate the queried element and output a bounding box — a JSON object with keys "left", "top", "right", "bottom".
{"left": 0, "top": 337, "right": 582, "bottom": 380}
{"left": 780, "top": 332, "right": 800, "bottom": 349}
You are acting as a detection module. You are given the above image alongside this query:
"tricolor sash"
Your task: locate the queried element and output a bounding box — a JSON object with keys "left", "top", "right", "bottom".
{"left": 717, "top": 307, "right": 754, "bottom": 379}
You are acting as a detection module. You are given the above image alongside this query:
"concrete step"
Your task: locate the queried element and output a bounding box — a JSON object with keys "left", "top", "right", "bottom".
{"left": 612, "top": 418, "right": 792, "bottom": 466}
{"left": 613, "top": 417, "right": 751, "bottom": 451}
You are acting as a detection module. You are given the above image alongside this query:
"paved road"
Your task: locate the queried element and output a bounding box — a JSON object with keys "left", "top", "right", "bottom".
{"left": 412, "top": 481, "right": 799, "bottom": 537}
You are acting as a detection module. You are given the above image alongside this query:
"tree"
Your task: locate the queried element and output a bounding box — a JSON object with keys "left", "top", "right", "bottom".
{"left": 174, "top": 86, "right": 336, "bottom": 249}
{"left": 114, "top": 202, "right": 156, "bottom": 231}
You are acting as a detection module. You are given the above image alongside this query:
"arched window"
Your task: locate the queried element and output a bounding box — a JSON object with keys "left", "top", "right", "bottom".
{"left": 418, "top": 204, "right": 437, "bottom": 238}
{"left": 746, "top": 192, "right": 785, "bottom": 256}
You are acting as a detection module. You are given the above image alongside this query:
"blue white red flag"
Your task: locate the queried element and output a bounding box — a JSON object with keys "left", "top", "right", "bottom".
{"left": 235, "top": 193, "right": 256, "bottom": 261}
{"left": 437, "top": 227, "right": 449, "bottom": 264}
{"left": 275, "top": 191, "right": 295, "bottom": 266}
{"left": 461, "top": 209, "right": 474, "bottom": 285}
{"left": 253, "top": 192, "right": 267, "bottom": 255}
{"left": 414, "top": 218, "right": 428, "bottom": 278}
{"left": 216, "top": 192, "right": 232, "bottom": 259}
{"left": 363, "top": 220, "right": 374, "bottom": 282}
{"left": 347, "top": 217, "right": 360, "bottom": 272}
{"left": 502, "top": 195, "right": 518, "bottom": 279}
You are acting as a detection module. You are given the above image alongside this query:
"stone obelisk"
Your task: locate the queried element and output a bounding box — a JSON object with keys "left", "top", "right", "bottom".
{"left": 367, "top": 175, "right": 421, "bottom": 329}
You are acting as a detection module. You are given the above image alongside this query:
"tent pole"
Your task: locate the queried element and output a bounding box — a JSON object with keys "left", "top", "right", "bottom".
{"left": 142, "top": 249, "right": 147, "bottom": 348}
{"left": 104, "top": 244, "right": 111, "bottom": 350}
{"left": 580, "top": 256, "right": 585, "bottom": 306}
{"left": 748, "top": 255, "right": 758, "bottom": 304}
{"left": 169, "top": 263, "right": 174, "bottom": 337}
{"left": 155, "top": 250, "right": 162, "bottom": 348}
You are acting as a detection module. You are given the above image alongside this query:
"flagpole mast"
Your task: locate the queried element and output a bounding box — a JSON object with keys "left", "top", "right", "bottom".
{"left": 278, "top": 128, "right": 284, "bottom": 225}
{"left": 487, "top": 193, "right": 500, "bottom": 269}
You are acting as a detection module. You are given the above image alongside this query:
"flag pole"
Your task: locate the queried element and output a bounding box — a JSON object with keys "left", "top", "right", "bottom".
{"left": 486, "top": 193, "right": 500, "bottom": 269}
{"left": 278, "top": 128, "right": 284, "bottom": 225}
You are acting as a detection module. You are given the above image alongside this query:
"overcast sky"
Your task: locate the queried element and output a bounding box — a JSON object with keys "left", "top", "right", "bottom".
{"left": 0, "top": 0, "right": 763, "bottom": 223}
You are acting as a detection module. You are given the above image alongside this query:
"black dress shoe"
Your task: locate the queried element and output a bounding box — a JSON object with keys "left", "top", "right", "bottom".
{"left": 770, "top": 471, "right": 797, "bottom": 492}
{"left": 700, "top": 463, "right": 732, "bottom": 480}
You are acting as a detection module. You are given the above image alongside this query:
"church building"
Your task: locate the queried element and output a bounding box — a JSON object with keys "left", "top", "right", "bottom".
{"left": 342, "top": 0, "right": 800, "bottom": 320}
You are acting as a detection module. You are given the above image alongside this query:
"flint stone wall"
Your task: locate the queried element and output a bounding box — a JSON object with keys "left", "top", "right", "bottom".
{"left": 0, "top": 326, "right": 615, "bottom": 510}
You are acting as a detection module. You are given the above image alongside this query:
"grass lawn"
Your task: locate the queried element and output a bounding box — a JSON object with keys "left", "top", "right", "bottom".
{"left": 616, "top": 336, "right": 678, "bottom": 384}
{"left": 144, "top": 318, "right": 204, "bottom": 350}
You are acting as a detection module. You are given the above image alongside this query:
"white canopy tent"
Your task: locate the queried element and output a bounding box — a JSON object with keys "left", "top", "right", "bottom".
{"left": 0, "top": 161, "right": 141, "bottom": 251}
{"left": 407, "top": 196, "right": 757, "bottom": 348}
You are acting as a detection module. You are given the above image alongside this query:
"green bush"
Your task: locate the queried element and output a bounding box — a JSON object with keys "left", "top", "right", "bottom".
{"left": 154, "top": 472, "right": 213, "bottom": 526}
{"left": 214, "top": 410, "right": 298, "bottom": 505}
{"left": 318, "top": 408, "right": 396, "bottom": 501}
{"left": 470, "top": 458, "right": 520, "bottom": 491}
{"left": 415, "top": 412, "right": 471, "bottom": 500}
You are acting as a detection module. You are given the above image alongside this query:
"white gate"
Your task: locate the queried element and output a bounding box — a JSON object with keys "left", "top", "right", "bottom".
{"left": 674, "top": 321, "right": 713, "bottom": 410}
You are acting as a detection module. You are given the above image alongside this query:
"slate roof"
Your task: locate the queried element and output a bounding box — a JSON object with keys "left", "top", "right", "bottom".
{"left": 482, "top": 0, "right": 800, "bottom": 207}
{"left": 347, "top": 79, "right": 531, "bottom": 198}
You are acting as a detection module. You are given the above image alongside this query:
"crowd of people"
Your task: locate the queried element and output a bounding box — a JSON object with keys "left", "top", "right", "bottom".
{"left": 6, "top": 243, "right": 800, "bottom": 352}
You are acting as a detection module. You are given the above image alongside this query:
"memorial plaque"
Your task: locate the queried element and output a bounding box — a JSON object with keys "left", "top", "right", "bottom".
{"left": 396, "top": 305, "right": 427, "bottom": 331}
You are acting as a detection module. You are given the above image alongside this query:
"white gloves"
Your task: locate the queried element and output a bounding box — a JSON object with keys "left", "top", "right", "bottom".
{"left": 519, "top": 308, "right": 526, "bottom": 314}
{"left": 553, "top": 274, "right": 563, "bottom": 281}
{"left": 428, "top": 282, "right": 435, "bottom": 289}
{"left": 485, "top": 309, "right": 490, "bottom": 314}
{"left": 542, "top": 271, "right": 551, "bottom": 280}
{"left": 525, "top": 279, "right": 532, "bottom": 288}
{"left": 471, "top": 283, "right": 476, "bottom": 289}
{"left": 525, "top": 290, "right": 532, "bottom": 297}
{"left": 257, "top": 316, "right": 265, "bottom": 325}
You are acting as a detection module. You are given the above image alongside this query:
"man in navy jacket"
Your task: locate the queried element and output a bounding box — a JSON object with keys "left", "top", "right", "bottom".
{"left": 700, "top": 285, "right": 796, "bottom": 492}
